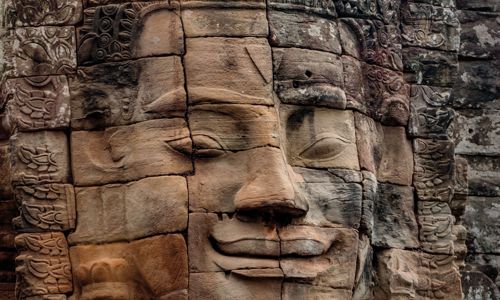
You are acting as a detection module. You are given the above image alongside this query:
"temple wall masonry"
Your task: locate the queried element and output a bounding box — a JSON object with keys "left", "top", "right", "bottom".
{"left": 0, "top": 0, "right": 498, "bottom": 299}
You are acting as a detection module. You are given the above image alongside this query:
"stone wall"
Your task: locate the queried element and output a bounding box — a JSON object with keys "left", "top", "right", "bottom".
{"left": 453, "top": 1, "right": 500, "bottom": 299}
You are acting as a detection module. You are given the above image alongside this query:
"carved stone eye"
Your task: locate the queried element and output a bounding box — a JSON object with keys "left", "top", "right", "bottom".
{"left": 298, "top": 135, "right": 348, "bottom": 161}
{"left": 192, "top": 134, "right": 226, "bottom": 158}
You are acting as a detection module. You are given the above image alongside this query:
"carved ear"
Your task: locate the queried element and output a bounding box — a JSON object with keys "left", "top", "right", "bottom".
{"left": 245, "top": 45, "right": 272, "bottom": 84}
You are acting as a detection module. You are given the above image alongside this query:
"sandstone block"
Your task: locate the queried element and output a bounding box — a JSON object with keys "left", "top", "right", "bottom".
{"left": 334, "top": 0, "right": 399, "bottom": 24}
{"left": 4, "top": 0, "right": 82, "bottom": 27}
{"left": 283, "top": 283, "right": 352, "bottom": 300}
{"left": 10, "top": 131, "right": 70, "bottom": 186}
{"left": 15, "top": 233, "right": 72, "bottom": 298}
{"left": 342, "top": 56, "right": 365, "bottom": 113}
{"left": 403, "top": 47, "right": 458, "bottom": 87}
{"left": 77, "top": 2, "right": 183, "bottom": 65}
{"left": 464, "top": 196, "right": 500, "bottom": 254}
{"left": 71, "top": 119, "right": 192, "bottom": 186}
{"left": 181, "top": 0, "right": 268, "bottom": 37}
{"left": 70, "top": 234, "right": 188, "bottom": 299}
{"left": 190, "top": 272, "right": 281, "bottom": 300}
{"left": 189, "top": 104, "right": 279, "bottom": 151}
{"left": 185, "top": 37, "right": 273, "bottom": 105}
{"left": 373, "top": 183, "right": 419, "bottom": 249}
{"left": 5, "top": 27, "right": 77, "bottom": 77}
{"left": 0, "top": 144, "right": 13, "bottom": 199}
{"left": 68, "top": 176, "right": 187, "bottom": 244}
{"left": 13, "top": 184, "right": 75, "bottom": 232}
{"left": 461, "top": 271, "right": 500, "bottom": 300}
{"left": 3, "top": 76, "right": 71, "bottom": 132}
{"left": 273, "top": 47, "right": 346, "bottom": 109}
{"left": 458, "top": 10, "right": 500, "bottom": 59}
{"left": 417, "top": 202, "right": 455, "bottom": 254}
{"left": 189, "top": 147, "right": 306, "bottom": 214}
{"left": 454, "top": 108, "right": 500, "bottom": 156}
{"left": 269, "top": 9, "right": 342, "bottom": 54}
{"left": 462, "top": 155, "right": 499, "bottom": 197}
{"left": 281, "top": 105, "right": 359, "bottom": 170}
{"left": 269, "top": 0, "right": 337, "bottom": 17}
{"left": 70, "top": 56, "right": 186, "bottom": 130}
{"left": 375, "top": 249, "right": 462, "bottom": 299}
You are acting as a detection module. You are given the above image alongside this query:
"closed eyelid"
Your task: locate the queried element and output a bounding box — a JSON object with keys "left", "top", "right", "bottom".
{"left": 297, "top": 133, "right": 350, "bottom": 161}
{"left": 299, "top": 132, "right": 350, "bottom": 151}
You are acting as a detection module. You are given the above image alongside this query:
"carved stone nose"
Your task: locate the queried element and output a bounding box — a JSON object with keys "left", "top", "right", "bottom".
{"left": 234, "top": 147, "right": 308, "bottom": 217}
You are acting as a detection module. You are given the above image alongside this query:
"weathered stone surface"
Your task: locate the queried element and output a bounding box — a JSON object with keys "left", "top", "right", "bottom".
{"left": 361, "top": 171, "right": 376, "bottom": 237}
{"left": 452, "top": 60, "right": 500, "bottom": 109}
{"left": 465, "top": 253, "right": 500, "bottom": 289}
{"left": 464, "top": 196, "right": 500, "bottom": 254}
{"left": 273, "top": 47, "right": 346, "bottom": 109}
{"left": 454, "top": 109, "right": 500, "bottom": 156}
{"left": 269, "top": 9, "right": 342, "bottom": 54}
{"left": 0, "top": 144, "right": 13, "bottom": 199}
{"left": 189, "top": 104, "right": 279, "bottom": 151}
{"left": 190, "top": 272, "right": 282, "bottom": 300}
{"left": 363, "top": 63, "right": 410, "bottom": 125}
{"left": 413, "top": 139, "right": 455, "bottom": 202}
{"left": 281, "top": 106, "right": 359, "bottom": 170}
{"left": 456, "top": 0, "right": 499, "bottom": 12}
{"left": 458, "top": 10, "right": 500, "bottom": 59}
{"left": 269, "top": 0, "right": 337, "bottom": 17}
{"left": 15, "top": 232, "right": 72, "bottom": 298}
{"left": 71, "top": 119, "right": 192, "bottom": 186}
{"left": 70, "top": 56, "right": 186, "bottom": 130}
{"left": 401, "top": 2, "right": 460, "bottom": 51}
{"left": 3, "top": 76, "right": 70, "bottom": 132}
{"left": 461, "top": 271, "right": 500, "bottom": 300}
{"left": 334, "top": 0, "right": 399, "bottom": 24}
{"left": 403, "top": 47, "right": 458, "bottom": 87}
{"left": 70, "top": 234, "right": 188, "bottom": 299}
{"left": 283, "top": 283, "right": 352, "bottom": 300}
{"left": 181, "top": 0, "right": 268, "bottom": 37}
{"left": 462, "top": 155, "right": 500, "bottom": 197}
{"left": 418, "top": 202, "right": 455, "bottom": 254}
{"left": 5, "top": 27, "right": 76, "bottom": 77}
{"left": 339, "top": 18, "right": 403, "bottom": 71}
{"left": 354, "top": 113, "right": 414, "bottom": 185}
{"left": 293, "top": 167, "right": 362, "bottom": 228}
{"left": 77, "top": 2, "right": 183, "bottom": 65}
{"left": 342, "top": 56, "right": 365, "bottom": 113}
{"left": 189, "top": 146, "right": 306, "bottom": 214}
{"left": 68, "top": 176, "right": 187, "bottom": 244}
{"left": 4, "top": 0, "right": 82, "bottom": 27}
{"left": 9, "top": 131, "right": 70, "bottom": 186}
{"left": 352, "top": 235, "right": 374, "bottom": 300}
{"left": 13, "top": 184, "right": 75, "bottom": 232}
{"left": 409, "top": 85, "right": 454, "bottom": 139}
{"left": 373, "top": 183, "right": 419, "bottom": 249}
{"left": 451, "top": 156, "right": 468, "bottom": 218}
{"left": 185, "top": 37, "right": 273, "bottom": 105}
{"left": 375, "top": 249, "right": 462, "bottom": 300}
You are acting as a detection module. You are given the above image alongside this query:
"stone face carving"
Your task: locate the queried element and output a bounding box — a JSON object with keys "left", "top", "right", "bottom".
{"left": 68, "top": 176, "right": 187, "bottom": 244}
{"left": 15, "top": 232, "right": 72, "bottom": 298}
{"left": 70, "top": 56, "right": 186, "bottom": 130}
{"left": 181, "top": 0, "right": 268, "bottom": 37}
{"left": 9, "top": 132, "right": 70, "bottom": 186}
{"left": 77, "top": 2, "right": 183, "bottom": 65}
{"left": 5, "top": 26, "right": 77, "bottom": 77}
{"left": 2, "top": 76, "right": 71, "bottom": 132}
{"left": 13, "top": 184, "right": 75, "bottom": 232}
{"left": 185, "top": 37, "right": 273, "bottom": 106}
{"left": 71, "top": 119, "right": 192, "bottom": 186}
{"left": 4, "top": 0, "right": 82, "bottom": 28}
{"left": 70, "top": 234, "right": 188, "bottom": 299}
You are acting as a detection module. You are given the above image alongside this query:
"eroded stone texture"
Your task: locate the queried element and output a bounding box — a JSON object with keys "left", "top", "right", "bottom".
{"left": 68, "top": 176, "right": 187, "bottom": 244}
{"left": 0, "top": 144, "right": 13, "bottom": 199}
{"left": 458, "top": 10, "right": 500, "bottom": 60}
{"left": 70, "top": 56, "right": 186, "bottom": 130}
{"left": 70, "top": 234, "right": 188, "bottom": 300}
{"left": 354, "top": 113, "right": 414, "bottom": 185}
{"left": 269, "top": 7, "right": 342, "bottom": 54}
{"left": 185, "top": 37, "right": 273, "bottom": 106}
{"left": 5, "top": 26, "right": 77, "bottom": 77}
{"left": 281, "top": 106, "right": 359, "bottom": 170}
{"left": 181, "top": 0, "right": 268, "bottom": 37}
{"left": 4, "top": 0, "right": 82, "bottom": 28}
{"left": 342, "top": 56, "right": 365, "bottom": 112}
{"left": 454, "top": 108, "right": 500, "bottom": 156}
{"left": 13, "top": 184, "right": 75, "bottom": 232}
{"left": 464, "top": 196, "right": 500, "bottom": 254}
{"left": 15, "top": 232, "right": 72, "bottom": 298}
{"left": 77, "top": 2, "right": 183, "bottom": 65}
{"left": 273, "top": 47, "right": 346, "bottom": 109}
{"left": 9, "top": 131, "right": 70, "bottom": 186}
{"left": 418, "top": 202, "right": 455, "bottom": 255}
{"left": 71, "top": 119, "right": 192, "bottom": 186}
{"left": 461, "top": 271, "right": 500, "bottom": 300}
{"left": 2, "top": 76, "right": 71, "bottom": 132}
{"left": 413, "top": 139, "right": 455, "bottom": 202}
{"left": 375, "top": 249, "right": 462, "bottom": 300}
{"left": 403, "top": 47, "right": 458, "bottom": 87}
{"left": 373, "top": 183, "right": 419, "bottom": 249}
{"left": 0, "top": 200, "right": 16, "bottom": 293}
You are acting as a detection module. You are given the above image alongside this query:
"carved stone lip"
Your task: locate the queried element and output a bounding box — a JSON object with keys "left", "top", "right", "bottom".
{"left": 211, "top": 221, "right": 335, "bottom": 258}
